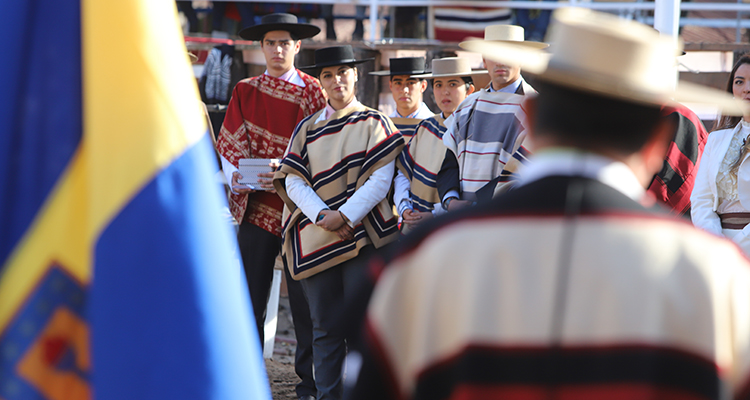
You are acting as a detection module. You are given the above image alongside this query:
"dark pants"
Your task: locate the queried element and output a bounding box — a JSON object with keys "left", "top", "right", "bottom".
{"left": 238, "top": 221, "right": 315, "bottom": 397}
{"left": 301, "top": 247, "right": 374, "bottom": 400}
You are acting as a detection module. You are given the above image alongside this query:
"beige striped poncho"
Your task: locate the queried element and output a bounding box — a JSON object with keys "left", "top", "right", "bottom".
{"left": 396, "top": 114, "right": 447, "bottom": 212}
{"left": 274, "top": 104, "right": 405, "bottom": 280}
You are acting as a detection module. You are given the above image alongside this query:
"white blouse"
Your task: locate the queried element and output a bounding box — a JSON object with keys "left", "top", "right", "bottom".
{"left": 717, "top": 120, "right": 750, "bottom": 214}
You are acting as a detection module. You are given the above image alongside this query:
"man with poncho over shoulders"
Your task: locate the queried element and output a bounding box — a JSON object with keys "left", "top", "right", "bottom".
{"left": 215, "top": 13, "right": 326, "bottom": 400}
{"left": 437, "top": 24, "right": 547, "bottom": 211}
{"left": 393, "top": 57, "right": 486, "bottom": 233}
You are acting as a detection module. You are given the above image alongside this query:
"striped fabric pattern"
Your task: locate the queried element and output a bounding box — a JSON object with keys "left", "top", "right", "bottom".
{"left": 397, "top": 115, "right": 447, "bottom": 212}
{"left": 443, "top": 90, "right": 531, "bottom": 198}
{"left": 364, "top": 179, "right": 750, "bottom": 399}
{"left": 275, "top": 105, "right": 405, "bottom": 280}
{"left": 434, "top": 7, "right": 513, "bottom": 42}
{"left": 391, "top": 117, "right": 426, "bottom": 141}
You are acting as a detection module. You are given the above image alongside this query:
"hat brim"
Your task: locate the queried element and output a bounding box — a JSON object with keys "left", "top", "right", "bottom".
{"left": 369, "top": 70, "right": 432, "bottom": 77}
{"left": 239, "top": 23, "right": 321, "bottom": 41}
{"left": 299, "top": 58, "right": 374, "bottom": 74}
{"left": 459, "top": 38, "right": 550, "bottom": 51}
{"left": 460, "top": 39, "right": 746, "bottom": 116}
{"left": 411, "top": 69, "right": 488, "bottom": 79}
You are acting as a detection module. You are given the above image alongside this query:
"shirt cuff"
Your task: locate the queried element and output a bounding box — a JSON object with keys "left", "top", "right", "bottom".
{"left": 442, "top": 190, "right": 460, "bottom": 203}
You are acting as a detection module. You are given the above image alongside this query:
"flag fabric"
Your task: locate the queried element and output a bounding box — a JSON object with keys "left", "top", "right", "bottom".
{"left": 0, "top": 1, "right": 270, "bottom": 399}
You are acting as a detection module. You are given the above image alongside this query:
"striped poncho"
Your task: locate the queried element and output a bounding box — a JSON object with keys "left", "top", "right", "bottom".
{"left": 396, "top": 114, "right": 447, "bottom": 212}
{"left": 391, "top": 117, "right": 425, "bottom": 141}
{"left": 443, "top": 89, "right": 532, "bottom": 198}
{"left": 274, "top": 104, "right": 405, "bottom": 280}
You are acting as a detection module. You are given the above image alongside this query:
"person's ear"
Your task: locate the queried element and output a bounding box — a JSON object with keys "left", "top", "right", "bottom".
{"left": 466, "top": 83, "right": 475, "bottom": 96}
{"left": 420, "top": 79, "right": 427, "bottom": 93}
{"left": 293, "top": 40, "right": 301, "bottom": 55}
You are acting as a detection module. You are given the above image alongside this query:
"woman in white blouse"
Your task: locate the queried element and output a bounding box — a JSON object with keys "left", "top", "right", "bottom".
{"left": 691, "top": 55, "right": 750, "bottom": 255}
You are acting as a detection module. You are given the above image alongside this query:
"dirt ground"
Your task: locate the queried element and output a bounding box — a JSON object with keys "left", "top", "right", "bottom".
{"left": 266, "top": 296, "right": 302, "bottom": 400}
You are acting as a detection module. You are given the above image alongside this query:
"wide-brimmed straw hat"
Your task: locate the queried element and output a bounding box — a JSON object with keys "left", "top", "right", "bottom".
{"left": 459, "top": 8, "right": 744, "bottom": 115}
{"left": 369, "top": 57, "right": 430, "bottom": 77}
{"left": 412, "top": 57, "right": 487, "bottom": 79}
{"left": 239, "top": 13, "right": 320, "bottom": 41}
{"left": 299, "top": 45, "right": 373, "bottom": 74}
{"left": 459, "top": 25, "right": 549, "bottom": 50}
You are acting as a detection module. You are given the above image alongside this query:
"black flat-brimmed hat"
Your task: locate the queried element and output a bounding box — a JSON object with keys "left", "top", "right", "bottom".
{"left": 300, "top": 45, "right": 374, "bottom": 75}
{"left": 369, "top": 57, "right": 430, "bottom": 77}
{"left": 238, "top": 13, "right": 320, "bottom": 41}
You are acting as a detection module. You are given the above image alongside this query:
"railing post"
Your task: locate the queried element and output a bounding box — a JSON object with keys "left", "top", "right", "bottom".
{"left": 654, "top": 0, "right": 682, "bottom": 40}
{"left": 369, "top": 0, "right": 379, "bottom": 42}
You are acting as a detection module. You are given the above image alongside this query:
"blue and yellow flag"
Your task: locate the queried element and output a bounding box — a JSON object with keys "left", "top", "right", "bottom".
{"left": 0, "top": 1, "right": 270, "bottom": 399}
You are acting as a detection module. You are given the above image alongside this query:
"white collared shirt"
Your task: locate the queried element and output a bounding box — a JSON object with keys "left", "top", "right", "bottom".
{"left": 517, "top": 148, "right": 645, "bottom": 202}
{"left": 488, "top": 76, "right": 523, "bottom": 94}
{"left": 317, "top": 97, "right": 361, "bottom": 123}
{"left": 389, "top": 102, "right": 434, "bottom": 119}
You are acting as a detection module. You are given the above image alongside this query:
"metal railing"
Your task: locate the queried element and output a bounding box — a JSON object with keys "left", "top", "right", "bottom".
{"left": 215, "top": 0, "right": 750, "bottom": 42}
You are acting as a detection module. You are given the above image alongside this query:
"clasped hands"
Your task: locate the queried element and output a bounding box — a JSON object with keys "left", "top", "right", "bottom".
{"left": 316, "top": 210, "right": 354, "bottom": 241}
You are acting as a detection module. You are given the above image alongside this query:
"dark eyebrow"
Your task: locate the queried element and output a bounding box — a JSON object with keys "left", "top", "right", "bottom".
{"left": 736, "top": 75, "right": 746, "bottom": 80}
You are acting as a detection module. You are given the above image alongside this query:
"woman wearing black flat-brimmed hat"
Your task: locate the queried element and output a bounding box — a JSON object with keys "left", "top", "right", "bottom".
{"left": 273, "top": 45, "right": 405, "bottom": 400}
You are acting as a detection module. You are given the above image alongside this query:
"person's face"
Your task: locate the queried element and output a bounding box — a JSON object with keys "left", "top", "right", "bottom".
{"left": 389, "top": 75, "right": 427, "bottom": 114}
{"left": 484, "top": 57, "right": 521, "bottom": 90}
{"left": 260, "top": 30, "right": 300, "bottom": 75}
{"left": 432, "top": 77, "right": 472, "bottom": 116}
{"left": 733, "top": 63, "right": 750, "bottom": 104}
{"left": 319, "top": 65, "right": 357, "bottom": 108}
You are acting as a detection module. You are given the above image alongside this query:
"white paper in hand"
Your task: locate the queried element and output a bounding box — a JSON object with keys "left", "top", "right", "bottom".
{"left": 237, "top": 158, "right": 278, "bottom": 190}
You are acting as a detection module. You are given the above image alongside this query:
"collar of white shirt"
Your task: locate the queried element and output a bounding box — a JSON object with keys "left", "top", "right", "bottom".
{"left": 264, "top": 68, "right": 306, "bottom": 87}
{"left": 317, "top": 97, "right": 362, "bottom": 123}
{"left": 488, "top": 76, "right": 522, "bottom": 94}
{"left": 517, "top": 148, "right": 645, "bottom": 202}
{"left": 391, "top": 102, "right": 433, "bottom": 119}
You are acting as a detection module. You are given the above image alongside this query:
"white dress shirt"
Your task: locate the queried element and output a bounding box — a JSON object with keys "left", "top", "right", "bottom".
{"left": 517, "top": 148, "right": 646, "bottom": 202}
{"left": 389, "top": 102, "right": 434, "bottom": 119}
{"left": 487, "top": 76, "right": 523, "bottom": 94}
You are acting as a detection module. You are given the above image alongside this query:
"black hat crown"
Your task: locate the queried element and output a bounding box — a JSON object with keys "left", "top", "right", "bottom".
{"left": 369, "top": 57, "right": 429, "bottom": 76}
{"left": 238, "top": 13, "right": 320, "bottom": 41}
{"left": 300, "top": 45, "right": 374, "bottom": 74}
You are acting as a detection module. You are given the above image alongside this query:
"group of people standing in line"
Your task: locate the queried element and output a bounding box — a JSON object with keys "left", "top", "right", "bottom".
{"left": 214, "top": 9, "right": 750, "bottom": 400}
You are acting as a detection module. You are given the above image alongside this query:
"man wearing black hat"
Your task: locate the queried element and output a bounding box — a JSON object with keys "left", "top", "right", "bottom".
{"left": 215, "top": 13, "right": 325, "bottom": 400}
{"left": 372, "top": 57, "right": 435, "bottom": 119}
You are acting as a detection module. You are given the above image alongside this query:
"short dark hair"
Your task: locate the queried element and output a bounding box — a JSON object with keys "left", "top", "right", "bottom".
{"left": 390, "top": 76, "right": 425, "bottom": 82}
{"left": 533, "top": 81, "right": 664, "bottom": 154}
{"left": 260, "top": 31, "right": 300, "bottom": 42}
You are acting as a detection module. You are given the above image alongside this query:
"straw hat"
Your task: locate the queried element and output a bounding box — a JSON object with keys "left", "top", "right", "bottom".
{"left": 369, "top": 57, "right": 430, "bottom": 77}
{"left": 411, "top": 57, "right": 487, "bottom": 79}
{"left": 459, "top": 25, "right": 549, "bottom": 50}
{"left": 459, "top": 8, "right": 744, "bottom": 114}
{"left": 239, "top": 13, "right": 320, "bottom": 41}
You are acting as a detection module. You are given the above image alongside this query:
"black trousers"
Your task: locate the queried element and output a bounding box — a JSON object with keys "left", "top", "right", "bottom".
{"left": 237, "top": 221, "right": 316, "bottom": 397}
